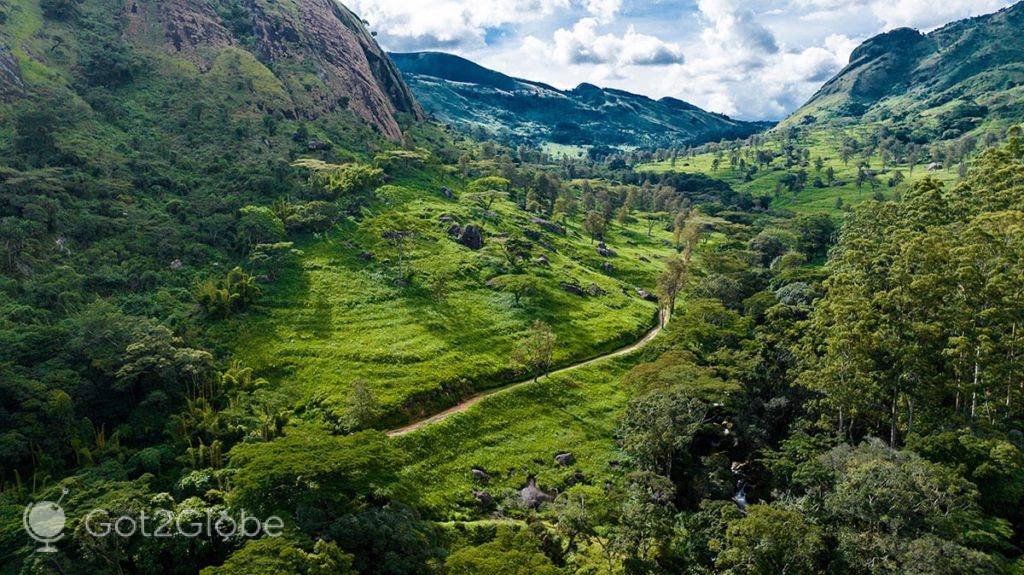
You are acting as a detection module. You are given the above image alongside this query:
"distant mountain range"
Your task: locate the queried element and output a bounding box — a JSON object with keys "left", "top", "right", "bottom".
{"left": 391, "top": 51, "right": 769, "bottom": 149}
{"left": 785, "top": 1, "right": 1024, "bottom": 138}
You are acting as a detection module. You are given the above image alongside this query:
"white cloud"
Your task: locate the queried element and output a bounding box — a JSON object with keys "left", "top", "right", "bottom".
{"left": 657, "top": 2, "right": 859, "bottom": 119}
{"left": 347, "top": 0, "right": 571, "bottom": 48}
{"left": 794, "top": 0, "right": 1015, "bottom": 31}
{"left": 348, "top": 0, "right": 1017, "bottom": 120}
{"left": 698, "top": 0, "right": 778, "bottom": 57}
{"left": 525, "top": 17, "right": 685, "bottom": 69}
{"left": 583, "top": 0, "right": 622, "bottom": 23}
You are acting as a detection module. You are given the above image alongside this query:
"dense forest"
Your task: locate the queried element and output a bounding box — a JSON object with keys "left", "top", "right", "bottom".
{"left": 2, "top": 0, "right": 1024, "bottom": 574}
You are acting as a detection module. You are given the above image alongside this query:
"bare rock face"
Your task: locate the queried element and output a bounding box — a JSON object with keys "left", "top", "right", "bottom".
{"left": 126, "top": 0, "right": 233, "bottom": 71}
{"left": 246, "top": 0, "right": 424, "bottom": 140}
{"left": 126, "top": 0, "right": 423, "bottom": 140}
{"left": 0, "top": 43, "right": 24, "bottom": 99}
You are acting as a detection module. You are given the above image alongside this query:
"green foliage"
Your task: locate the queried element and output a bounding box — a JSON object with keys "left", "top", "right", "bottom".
{"left": 618, "top": 386, "right": 713, "bottom": 476}
{"left": 227, "top": 427, "right": 399, "bottom": 519}
{"left": 512, "top": 320, "right": 556, "bottom": 380}
{"left": 445, "top": 527, "right": 564, "bottom": 575}
{"left": 716, "top": 504, "right": 823, "bottom": 575}
{"left": 196, "top": 267, "right": 261, "bottom": 318}
{"left": 237, "top": 206, "right": 286, "bottom": 251}
{"left": 202, "top": 538, "right": 355, "bottom": 575}
{"left": 293, "top": 160, "right": 384, "bottom": 201}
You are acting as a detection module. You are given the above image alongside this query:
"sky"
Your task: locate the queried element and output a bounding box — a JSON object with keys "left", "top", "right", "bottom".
{"left": 346, "top": 0, "right": 1018, "bottom": 120}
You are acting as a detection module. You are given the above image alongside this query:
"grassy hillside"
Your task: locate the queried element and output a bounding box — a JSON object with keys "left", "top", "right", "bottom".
{"left": 214, "top": 164, "right": 671, "bottom": 427}
{"left": 784, "top": 2, "right": 1024, "bottom": 138}
{"left": 638, "top": 125, "right": 962, "bottom": 214}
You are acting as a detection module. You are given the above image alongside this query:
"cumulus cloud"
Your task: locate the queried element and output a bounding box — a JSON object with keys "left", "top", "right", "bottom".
{"left": 525, "top": 17, "right": 685, "bottom": 69}
{"left": 347, "top": 0, "right": 571, "bottom": 49}
{"left": 698, "top": 0, "right": 778, "bottom": 57}
{"left": 794, "top": 0, "right": 1015, "bottom": 31}
{"left": 658, "top": 2, "right": 859, "bottom": 119}
{"left": 583, "top": 0, "right": 622, "bottom": 23}
{"left": 347, "top": 0, "right": 1015, "bottom": 120}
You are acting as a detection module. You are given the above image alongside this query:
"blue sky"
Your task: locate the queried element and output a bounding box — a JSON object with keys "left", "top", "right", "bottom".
{"left": 348, "top": 0, "right": 1017, "bottom": 120}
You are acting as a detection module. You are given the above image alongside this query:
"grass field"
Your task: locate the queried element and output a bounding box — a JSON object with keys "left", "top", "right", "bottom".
{"left": 213, "top": 172, "right": 674, "bottom": 427}
{"left": 395, "top": 356, "right": 637, "bottom": 520}
{"left": 638, "top": 126, "right": 961, "bottom": 214}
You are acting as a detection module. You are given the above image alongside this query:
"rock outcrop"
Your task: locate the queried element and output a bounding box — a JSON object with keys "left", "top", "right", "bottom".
{"left": 520, "top": 475, "right": 554, "bottom": 509}
{"left": 0, "top": 43, "right": 24, "bottom": 99}
{"left": 126, "top": 0, "right": 423, "bottom": 140}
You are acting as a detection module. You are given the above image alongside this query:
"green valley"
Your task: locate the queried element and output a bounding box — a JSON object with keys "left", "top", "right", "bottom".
{"left": 3, "top": 0, "right": 1024, "bottom": 574}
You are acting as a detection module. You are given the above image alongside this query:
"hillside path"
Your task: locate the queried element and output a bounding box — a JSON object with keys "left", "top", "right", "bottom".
{"left": 386, "top": 306, "right": 669, "bottom": 437}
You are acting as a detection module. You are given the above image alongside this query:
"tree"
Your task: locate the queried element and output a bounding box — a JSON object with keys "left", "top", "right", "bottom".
{"left": 445, "top": 528, "right": 563, "bottom": 575}
{"left": 716, "top": 505, "right": 822, "bottom": 575}
{"left": 489, "top": 274, "right": 540, "bottom": 307}
{"left": 513, "top": 320, "right": 556, "bottom": 381}
{"left": 658, "top": 257, "right": 688, "bottom": 311}
{"left": 618, "top": 386, "right": 710, "bottom": 476}
{"left": 612, "top": 472, "right": 677, "bottom": 574}
{"left": 292, "top": 160, "right": 383, "bottom": 201}
{"left": 615, "top": 204, "right": 630, "bottom": 225}
{"left": 644, "top": 211, "right": 666, "bottom": 237}
{"left": 583, "top": 211, "right": 605, "bottom": 243}
{"left": 344, "top": 380, "right": 380, "bottom": 431}
{"left": 237, "top": 206, "right": 285, "bottom": 252}
{"left": 249, "top": 242, "right": 302, "bottom": 280}
{"left": 203, "top": 538, "right": 356, "bottom": 575}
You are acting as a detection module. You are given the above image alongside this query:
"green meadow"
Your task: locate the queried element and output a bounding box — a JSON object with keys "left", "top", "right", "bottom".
{"left": 639, "top": 126, "right": 961, "bottom": 214}
{"left": 213, "top": 172, "right": 673, "bottom": 426}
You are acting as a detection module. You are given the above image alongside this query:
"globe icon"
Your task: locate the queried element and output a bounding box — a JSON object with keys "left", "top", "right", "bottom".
{"left": 22, "top": 492, "right": 67, "bottom": 553}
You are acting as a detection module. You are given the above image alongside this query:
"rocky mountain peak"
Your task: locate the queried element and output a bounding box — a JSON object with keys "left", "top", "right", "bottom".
{"left": 126, "top": 0, "right": 423, "bottom": 140}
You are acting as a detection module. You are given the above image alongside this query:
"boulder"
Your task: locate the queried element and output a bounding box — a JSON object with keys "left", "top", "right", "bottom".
{"left": 561, "top": 283, "right": 585, "bottom": 296}
{"left": 473, "top": 490, "right": 494, "bottom": 507}
{"left": 601, "top": 262, "right": 614, "bottom": 273}
{"left": 586, "top": 283, "right": 606, "bottom": 297}
{"left": 471, "top": 468, "right": 491, "bottom": 483}
{"left": 307, "top": 139, "right": 331, "bottom": 151}
{"left": 358, "top": 251, "right": 374, "bottom": 261}
{"left": 530, "top": 217, "right": 566, "bottom": 235}
{"left": 639, "top": 256, "right": 650, "bottom": 263}
{"left": 554, "top": 452, "right": 575, "bottom": 466}
{"left": 596, "top": 242, "right": 616, "bottom": 257}
{"left": 440, "top": 186, "right": 454, "bottom": 199}
{"left": 637, "top": 289, "right": 658, "bottom": 302}
{"left": 524, "top": 229, "right": 542, "bottom": 241}
{"left": 438, "top": 214, "right": 456, "bottom": 223}
{"left": 447, "top": 223, "right": 463, "bottom": 237}
{"left": 458, "top": 224, "right": 484, "bottom": 250}
{"left": 520, "top": 475, "right": 554, "bottom": 510}
{"left": 169, "top": 258, "right": 183, "bottom": 270}
{"left": 535, "top": 255, "right": 550, "bottom": 266}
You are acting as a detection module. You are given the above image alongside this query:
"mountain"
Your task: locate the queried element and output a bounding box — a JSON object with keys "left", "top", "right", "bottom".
{"left": 785, "top": 1, "right": 1024, "bottom": 137}
{"left": 391, "top": 51, "right": 768, "bottom": 148}
{"left": 0, "top": 0, "right": 422, "bottom": 141}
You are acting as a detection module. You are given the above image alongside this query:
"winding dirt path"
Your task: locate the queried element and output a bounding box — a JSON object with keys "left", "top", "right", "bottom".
{"left": 387, "top": 307, "right": 669, "bottom": 437}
